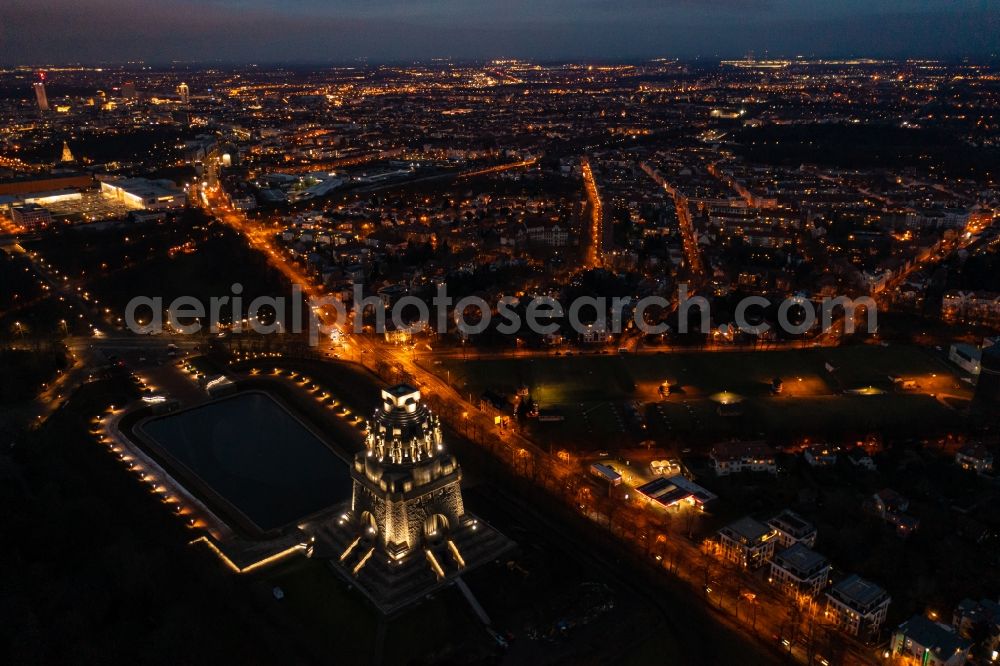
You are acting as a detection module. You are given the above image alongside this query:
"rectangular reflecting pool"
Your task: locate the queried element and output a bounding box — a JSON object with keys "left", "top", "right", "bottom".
{"left": 138, "top": 391, "right": 350, "bottom": 534}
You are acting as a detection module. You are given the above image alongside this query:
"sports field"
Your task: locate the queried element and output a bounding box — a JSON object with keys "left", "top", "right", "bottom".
{"left": 432, "top": 345, "right": 972, "bottom": 448}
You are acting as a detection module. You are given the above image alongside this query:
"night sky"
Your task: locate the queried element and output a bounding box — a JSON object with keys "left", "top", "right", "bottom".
{"left": 3, "top": 0, "right": 999, "bottom": 64}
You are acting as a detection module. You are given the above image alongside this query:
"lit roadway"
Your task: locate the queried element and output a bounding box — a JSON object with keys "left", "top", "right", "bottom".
{"left": 457, "top": 157, "right": 539, "bottom": 181}
{"left": 191, "top": 180, "right": 904, "bottom": 663}
{"left": 199, "top": 184, "right": 883, "bottom": 664}
{"left": 874, "top": 211, "right": 998, "bottom": 308}
{"left": 640, "top": 162, "right": 704, "bottom": 282}
{"left": 2, "top": 241, "right": 116, "bottom": 427}
{"left": 200, "top": 185, "right": 547, "bottom": 454}
{"left": 200, "top": 184, "right": 894, "bottom": 664}
{"left": 0, "top": 154, "right": 43, "bottom": 174}
{"left": 580, "top": 156, "right": 605, "bottom": 269}
{"left": 277, "top": 148, "right": 406, "bottom": 174}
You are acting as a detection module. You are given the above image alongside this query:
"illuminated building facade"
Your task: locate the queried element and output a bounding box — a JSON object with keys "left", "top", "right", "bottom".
{"left": 60, "top": 141, "right": 75, "bottom": 163}
{"left": 767, "top": 509, "right": 818, "bottom": 549}
{"left": 11, "top": 203, "right": 53, "bottom": 231}
{"left": 717, "top": 516, "right": 777, "bottom": 569}
{"left": 33, "top": 79, "right": 49, "bottom": 113}
{"left": 351, "top": 384, "right": 466, "bottom": 559}
{"left": 100, "top": 178, "right": 185, "bottom": 210}
{"left": 825, "top": 574, "right": 891, "bottom": 638}
{"left": 891, "top": 615, "right": 971, "bottom": 666}
{"left": 318, "top": 384, "right": 511, "bottom": 613}
{"left": 769, "top": 543, "right": 830, "bottom": 598}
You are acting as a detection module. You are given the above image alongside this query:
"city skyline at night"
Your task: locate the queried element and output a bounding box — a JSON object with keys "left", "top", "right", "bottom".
{"left": 2, "top": 4, "right": 1000, "bottom": 665}
{"left": 2, "top": 0, "right": 999, "bottom": 64}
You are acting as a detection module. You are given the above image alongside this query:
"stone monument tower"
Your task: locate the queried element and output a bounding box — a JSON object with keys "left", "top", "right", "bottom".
{"left": 351, "top": 384, "right": 466, "bottom": 560}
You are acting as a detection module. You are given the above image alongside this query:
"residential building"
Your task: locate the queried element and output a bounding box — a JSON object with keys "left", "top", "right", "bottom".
{"left": 824, "top": 574, "right": 891, "bottom": 639}
{"left": 803, "top": 445, "right": 838, "bottom": 467}
{"left": 717, "top": 516, "right": 777, "bottom": 569}
{"left": 871, "top": 488, "right": 909, "bottom": 518}
{"left": 891, "top": 615, "right": 971, "bottom": 666}
{"left": 769, "top": 543, "right": 831, "bottom": 598}
{"left": 768, "top": 510, "right": 818, "bottom": 549}
{"left": 942, "top": 291, "right": 1000, "bottom": 328}
{"left": 867, "top": 487, "right": 921, "bottom": 536}
{"left": 952, "top": 598, "right": 1000, "bottom": 652}
{"left": 955, "top": 444, "right": 994, "bottom": 474}
{"left": 846, "top": 449, "right": 877, "bottom": 471}
{"left": 949, "top": 343, "right": 982, "bottom": 375}
{"left": 710, "top": 440, "right": 777, "bottom": 476}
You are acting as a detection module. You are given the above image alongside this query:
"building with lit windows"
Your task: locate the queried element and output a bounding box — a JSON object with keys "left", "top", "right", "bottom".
{"left": 955, "top": 444, "right": 994, "bottom": 475}
{"left": 717, "top": 516, "right": 777, "bottom": 569}
{"left": 824, "top": 574, "right": 891, "bottom": 639}
{"left": 891, "top": 615, "right": 970, "bottom": 666}
{"left": 768, "top": 509, "right": 818, "bottom": 549}
{"left": 33, "top": 80, "right": 49, "bottom": 112}
{"left": 769, "top": 543, "right": 830, "bottom": 598}
{"left": 10, "top": 202, "right": 53, "bottom": 231}
{"left": 709, "top": 440, "right": 777, "bottom": 476}
{"left": 100, "top": 178, "right": 185, "bottom": 210}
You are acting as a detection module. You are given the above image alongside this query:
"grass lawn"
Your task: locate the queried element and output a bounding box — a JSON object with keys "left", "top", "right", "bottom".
{"left": 266, "top": 559, "right": 494, "bottom": 665}
{"left": 266, "top": 560, "right": 379, "bottom": 664}
{"left": 433, "top": 345, "right": 971, "bottom": 449}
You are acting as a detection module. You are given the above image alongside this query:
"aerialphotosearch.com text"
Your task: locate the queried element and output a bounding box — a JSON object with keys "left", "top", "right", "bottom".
{"left": 124, "top": 283, "right": 877, "bottom": 346}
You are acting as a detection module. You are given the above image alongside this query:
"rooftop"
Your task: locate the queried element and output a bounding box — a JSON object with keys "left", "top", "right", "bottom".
{"left": 895, "top": 615, "right": 970, "bottom": 657}
{"left": 721, "top": 516, "right": 774, "bottom": 544}
{"left": 772, "top": 543, "right": 829, "bottom": 577}
{"left": 829, "top": 574, "right": 889, "bottom": 611}
{"left": 710, "top": 440, "right": 776, "bottom": 461}
{"left": 768, "top": 509, "right": 816, "bottom": 539}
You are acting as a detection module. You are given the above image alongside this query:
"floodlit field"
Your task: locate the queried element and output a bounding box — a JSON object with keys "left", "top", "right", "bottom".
{"left": 432, "top": 345, "right": 973, "bottom": 448}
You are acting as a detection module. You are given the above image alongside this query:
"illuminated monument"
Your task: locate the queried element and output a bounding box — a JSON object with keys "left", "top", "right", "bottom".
{"left": 353, "top": 384, "right": 466, "bottom": 559}
{"left": 319, "top": 383, "right": 511, "bottom": 613}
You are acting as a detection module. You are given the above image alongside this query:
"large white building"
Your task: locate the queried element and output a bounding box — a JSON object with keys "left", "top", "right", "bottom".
{"left": 10, "top": 203, "right": 52, "bottom": 230}
{"left": 717, "top": 516, "right": 777, "bottom": 569}
{"left": 33, "top": 80, "right": 49, "bottom": 113}
{"left": 100, "top": 178, "right": 184, "bottom": 210}
{"left": 769, "top": 543, "right": 830, "bottom": 598}
{"left": 768, "top": 509, "right": 818, "bottom": 549}
{"left": 709, "top": 440, "right": 777, "bottom": 476}
{"left": 824, "top": 574, "right": 891, "bottom": 639}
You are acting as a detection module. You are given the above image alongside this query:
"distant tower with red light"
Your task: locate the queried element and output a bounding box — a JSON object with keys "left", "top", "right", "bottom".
{"left": 34, "top": 72, "right": 49, "bottom": 113}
